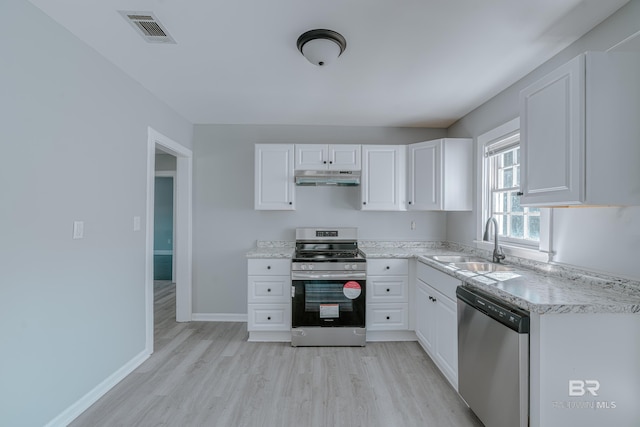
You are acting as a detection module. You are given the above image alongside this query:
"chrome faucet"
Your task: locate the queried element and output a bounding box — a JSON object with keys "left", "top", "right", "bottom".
{"left": 483, "top": 217, "right": 505, "bottom": 263}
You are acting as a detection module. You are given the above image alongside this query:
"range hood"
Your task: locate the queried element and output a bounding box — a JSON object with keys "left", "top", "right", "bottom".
{"left": 295, "top": 170, "right": 361, "bottom": 186}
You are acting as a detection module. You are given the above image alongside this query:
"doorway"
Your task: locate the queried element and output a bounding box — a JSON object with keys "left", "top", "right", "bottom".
{"left": 146, "top": 127, "right": 193, "bottom": 354}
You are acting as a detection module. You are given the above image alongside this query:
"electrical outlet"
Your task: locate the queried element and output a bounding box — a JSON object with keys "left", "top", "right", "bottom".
{"left": 133, "top": 216, "right": 141, "bottom": 231}
{"left": 411, "top": 221, "right": 416, "bottom": 230}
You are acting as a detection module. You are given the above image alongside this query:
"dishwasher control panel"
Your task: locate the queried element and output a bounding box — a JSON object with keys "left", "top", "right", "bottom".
{"left": 456, "top": 286, "right": 529, "bottom": 333}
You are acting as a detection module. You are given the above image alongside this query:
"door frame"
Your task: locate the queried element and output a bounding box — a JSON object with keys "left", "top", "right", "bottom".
{"left": 146, "top": 127, "right": 193, "bottom": 353}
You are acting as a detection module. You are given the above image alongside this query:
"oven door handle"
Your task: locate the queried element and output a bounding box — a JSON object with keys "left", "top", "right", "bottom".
{"left": 291, "top": 272, "right": 366, "bottom": 280}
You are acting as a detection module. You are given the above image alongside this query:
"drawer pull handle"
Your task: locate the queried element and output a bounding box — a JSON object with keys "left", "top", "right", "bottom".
{"left": 267, "top": 266, "right": 271, "bottom": 269}
{"left": 386, "top": 288, "right": 390, "bottom": 292}
{"left": 386, "top": 316, "right": 390, "bottom": 320}
{"left": 385, "top": 266, "right": 390, "bottom": 270}
{"left": 267, "top": 316, "right": 271, "bottom": 320}
{"left": 267, "top": 288, "right": 271, "bottom": 292}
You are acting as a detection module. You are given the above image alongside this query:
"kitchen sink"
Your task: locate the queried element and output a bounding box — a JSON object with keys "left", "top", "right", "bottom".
{"left": 431, "top": 255, "right": 486, "bottom": 263}
{"left": 450, "top": 262, "right": 514, "bottom": 273}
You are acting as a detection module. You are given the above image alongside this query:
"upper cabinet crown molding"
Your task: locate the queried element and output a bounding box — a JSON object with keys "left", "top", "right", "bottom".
{"left": 294, "top": 144, "right": 361, "bottom": 171}
{"left": 519, "top": 52, "right": 640, "bottom": 207}
{"left": 407, "top": 138, "right": 473, "bottom": 211}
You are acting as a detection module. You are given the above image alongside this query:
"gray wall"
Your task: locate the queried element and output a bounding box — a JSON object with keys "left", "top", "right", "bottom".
{"left": 447, "top": 0, "right": 640, "bottom": 280}
{"left": 0, "top": 1, "right": 192, "bottom": 425}
{"left": 193, "top": 125, "right": 446, "bottom": 315}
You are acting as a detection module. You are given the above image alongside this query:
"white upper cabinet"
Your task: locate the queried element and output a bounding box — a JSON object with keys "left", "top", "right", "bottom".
{"left": 254, "top": 144, "right": 295, "bottom": 210}
{"left": 361, "top": 145, "right": 406, "bottom": 211}
{"left": 519, "top": 52, "right": 640, "bottom": 206}
{"left": 407, "top": 138, "right": 473, "bottom": 211}
{"left": 294, "top": 144, "right": 361, "bottom": 171}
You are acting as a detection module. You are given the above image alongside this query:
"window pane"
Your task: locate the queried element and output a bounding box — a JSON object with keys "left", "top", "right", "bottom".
{"left": 511, "top": 215, "right": 524, "bottom": 238}
{"left": 514, "top": 147, "right": 520, "bottom": 164}
{"left": 511, "top": 192, "right": 523, "bottom": 212}
{"left": 502, "top": 168, "right": 513, "bottom": 188}
{"left": 529, "top": 216, "right": 540, "bottom": 240}
{"left": 528, "top": 207, "right": 540, "bottom": 214}
{"left": 503, "top": 151, "right": 513, "bottom": 167}
{"left": 515, "top": 166, "right": 520, "bottom": 187}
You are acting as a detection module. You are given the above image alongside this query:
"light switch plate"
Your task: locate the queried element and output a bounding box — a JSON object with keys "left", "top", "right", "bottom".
{"left": 133, "top": 216, "right": 141, "bottom": 232}
{"left": 73, "top": 221, "right": 84, "bottom": 239}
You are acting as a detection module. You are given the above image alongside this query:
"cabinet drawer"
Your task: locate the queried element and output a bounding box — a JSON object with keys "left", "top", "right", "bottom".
{"left": 247, "top": 304, "right": 291, "bottom": 331}
{"left": 366, "top": 303, "right": 409, "bottom": 331}
{"left": 248, "top": 276, "right": 290, "bottom": 303}
{"left": 417, "top": 261, "right": 460, "bottom": 301}
{"left": 248, "top": 259, "right": 290, "bottom": 276}
{"left": 367, "top": 259, "right": 409, "bottom": 275}
{"left": 367, "top": 276, "right": 408, "bottom": 303}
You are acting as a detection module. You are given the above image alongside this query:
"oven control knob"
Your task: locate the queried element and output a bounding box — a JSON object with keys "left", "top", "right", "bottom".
{"left": 351, "top": 264, "right": 358, "bottom": 270}
{"left": 344, "top": 264, "right": 351, "bottom": 270}
{"left": 308, "top": 264, "right": 314, "bottom": 270}
{"left": 301, "top": 264, "right": 307, "bottom": 270}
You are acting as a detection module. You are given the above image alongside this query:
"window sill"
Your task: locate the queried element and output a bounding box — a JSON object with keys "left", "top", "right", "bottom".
{"left": 473, "top": 240, "right": 553, "bottom": 263}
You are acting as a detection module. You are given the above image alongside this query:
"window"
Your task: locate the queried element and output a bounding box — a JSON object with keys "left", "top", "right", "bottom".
{"left": 486, "top": 141, "right": 540, "bottom": 245}
{"left": 477, "top": 118, "right": 552, "bottom": 255}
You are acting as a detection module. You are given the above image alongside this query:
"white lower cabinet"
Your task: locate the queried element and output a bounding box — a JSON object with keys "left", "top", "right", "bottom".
{"left": 366, "top": 259, "right": 409, "bottom": 332}
{"left": 247, "top": 259, "right": 291, "bottom": 339}
{"left": 415, "top": 262, "right": 459, "bottom": 390}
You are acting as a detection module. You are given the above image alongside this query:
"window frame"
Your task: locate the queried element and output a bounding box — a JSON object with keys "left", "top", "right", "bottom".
{"left": 476, "top": 118, "right": 553, "bottom": 261}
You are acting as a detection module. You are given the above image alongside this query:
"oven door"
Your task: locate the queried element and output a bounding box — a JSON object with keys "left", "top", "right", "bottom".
{"left": 291, "top": 272, "right": 366, "bottom": 328}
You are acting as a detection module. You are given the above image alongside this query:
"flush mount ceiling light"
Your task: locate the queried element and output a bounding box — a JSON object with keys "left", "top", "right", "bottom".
{"left": 297, "top": 29, "right": 347, "bottom": 67}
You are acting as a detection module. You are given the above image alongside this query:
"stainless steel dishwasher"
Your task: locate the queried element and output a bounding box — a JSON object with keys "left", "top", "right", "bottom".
{"left": 456, "top": 286, "right": 529, "bottom": 427}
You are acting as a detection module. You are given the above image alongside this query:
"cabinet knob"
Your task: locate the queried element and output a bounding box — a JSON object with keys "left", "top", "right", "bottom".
{"left": 386, "top": 266, "right": 390, "bottom": 270}
{"left": 363, "top": 202, "right": 367, "bottom": 205}
{"left": 386, "top": 288, "right": 390, "bottom": 292}
{"left": 267, "top": 316, "right": 271, "bottom": 320}
{"left": 267, "top": 288, "right": 271, "bottom": 292}
{"left": 323, "top": 161, "right": 327, "bottom": 164}
{"left": 408, "top": 201, "right": 412, "bottom": 205}
{"left": 267, "top": 266, "right": 271, "bottom": 269}
{"left": 329, "top": 161, "right": 333, "bottom": 164}
{"left": 289, "top": 202, "right": 293, "bottom": 205}
{"left": 386, "top": 316, "right": 390, "bottom": 320}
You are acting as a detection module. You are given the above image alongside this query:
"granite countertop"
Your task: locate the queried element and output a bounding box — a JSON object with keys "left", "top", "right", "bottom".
{"left": 247, "top": 240, "right": 640, "bottom": 315}
{"left": 246, "top": 241, "right": 294, "bottom": 258}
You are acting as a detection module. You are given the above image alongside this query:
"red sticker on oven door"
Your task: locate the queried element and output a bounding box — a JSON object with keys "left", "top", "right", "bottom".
{"left": 343, "top": 281, "right": 362, "bottom": 299}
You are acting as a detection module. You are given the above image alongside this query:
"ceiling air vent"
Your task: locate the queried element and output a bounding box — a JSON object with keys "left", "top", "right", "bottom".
{"left": 118, "top": 11, "right": 176, "bottom": 44}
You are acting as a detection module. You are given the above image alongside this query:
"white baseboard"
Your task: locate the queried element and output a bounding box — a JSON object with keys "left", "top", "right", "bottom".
{"left": 191, "top": 313, "right": 248, "bottom": 322}
{"left": 248, "top": 331, "right": 291, "bottom": 342}
{"left": 45, "top": 349, "right": 150, "bottom": 427}
{"left": 366, "top": 330, "right": 418, "bottom": 342}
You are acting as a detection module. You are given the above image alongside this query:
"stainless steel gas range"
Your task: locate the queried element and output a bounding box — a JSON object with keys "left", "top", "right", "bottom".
{"left": 291, "top": 227, "right": 366, "bottom": 347}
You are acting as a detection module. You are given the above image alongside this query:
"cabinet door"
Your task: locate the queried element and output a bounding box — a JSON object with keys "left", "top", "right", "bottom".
{"left": 519, "top": 54, "right": 585, "bottom": 206}
{"left": 255, "top": 144, "right": 295, "bottom": 210}
{"left": 415, "top": 279, "right": 435, "bottom": 353}
{"left": 366, "top": 303, "right": 409, "bottom": 331}
{"left": 361, "top": 145, "right": 406, "bottom": 211}
{"left": 367, "top": 276, "right": 408, "bottom": 303}
{"left": 329, "top": 145, "right": 361, "bottom": 171}
{"left": 407, "top": 140, "right": 441, "bottom": 210}
{"left": 294, "top": 144, "right": 328, "bottom": 170}
{"left": 434, "top": 293, "right": 458, "bottom": 388}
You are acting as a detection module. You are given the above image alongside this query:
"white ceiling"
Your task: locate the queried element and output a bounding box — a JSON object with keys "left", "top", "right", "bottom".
{"left": 28, "top": 0, "right": 629, "bottom": 128}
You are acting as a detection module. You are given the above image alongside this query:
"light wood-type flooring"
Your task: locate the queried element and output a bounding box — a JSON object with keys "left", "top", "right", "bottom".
{"left": 71, "top": 281, "right": 483, "bottom": 427}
